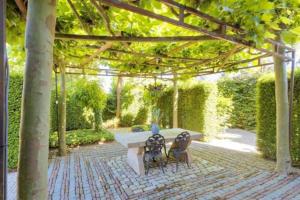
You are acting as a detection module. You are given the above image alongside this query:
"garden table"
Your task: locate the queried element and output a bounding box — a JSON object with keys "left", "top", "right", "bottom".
{"left": 115, "top": 128, "right": 203, "bottom": 175}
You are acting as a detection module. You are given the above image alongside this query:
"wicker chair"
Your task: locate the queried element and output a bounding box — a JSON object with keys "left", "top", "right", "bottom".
{"left": 167, "top": 131, "right": 191, "bottom": 171}
{"left": 143, "top": 134, "right": 167, "bottom": 175}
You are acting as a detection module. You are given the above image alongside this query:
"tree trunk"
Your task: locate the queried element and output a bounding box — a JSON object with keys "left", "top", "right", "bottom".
{"left": 17, "top": 0, "right": 57, "bottom": 199}
{"left": 274, "top": 35, "right": 291, "bottom": 174}
{"left": 116, "top": 76, "right": 122, "bottom": 126}
{"left": 58, "top": 65, "right": 67, "bottom": 156}
{"left": 94, "top": 109, "right": 102, "bottom": 131}
{"left": 172, "top": 76, "right": 178, "bottom": 128}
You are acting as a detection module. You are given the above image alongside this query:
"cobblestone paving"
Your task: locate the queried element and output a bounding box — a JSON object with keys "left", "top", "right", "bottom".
{"left": 8, "top": 141, "right": 300, "bottom": 200}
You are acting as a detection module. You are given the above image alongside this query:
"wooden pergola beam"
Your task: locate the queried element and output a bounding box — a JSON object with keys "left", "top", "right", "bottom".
{"left": 91, "top": 47, "right": 210, "bottom": 62}
{"left": 158, "top": 0, "right": 241, "bottom": 31}
{"left": 100, "top": 0, "right": 293, "bottom": 59}
{"left": 55, "top": 33, "right": 217, "bottom": 42}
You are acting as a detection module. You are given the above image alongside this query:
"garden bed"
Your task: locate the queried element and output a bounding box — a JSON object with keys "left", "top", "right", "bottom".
{"left": 49, "top": 129, "right": 114, "bottom": 148}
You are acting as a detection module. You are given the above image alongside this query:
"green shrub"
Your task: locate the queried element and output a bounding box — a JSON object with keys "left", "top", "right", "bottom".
{"left": 158, "top": 83, "right": 217, "bottom": 138}
{"left": 131, "top": 124, "right": 150, "bottom": 132}
{"left": 49, "top": 129, "right": 114, "bottom": 148}
{"left": 50, "top": 91, "right": 93, "bottom": 132}
{"left": 8, "top": 74, "right": 23, "bottom": 168}
{"left": 256, "top": 71, "right": 300, "bottom": 165}
{"left": 133, "top": 107, "right": 148, "bottom": 125}
{"left": 120, "top": 113, "right": 134, "bottom": 127}
{"left": 218, "top": 76, "right": 257, "bottom": 131}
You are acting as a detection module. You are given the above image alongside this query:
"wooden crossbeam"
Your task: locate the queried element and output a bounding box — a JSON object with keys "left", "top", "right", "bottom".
{"left": 55, "top": 33, "right": 217, "bottom": 42}
{"left": 100, "top": 0, "right": 293, "bottom": 59}
{"left": 86, "top": 47, "right": 209, "bottom": 62}
{"left": 158, "top": 0, "right": 241, "bottom": 31}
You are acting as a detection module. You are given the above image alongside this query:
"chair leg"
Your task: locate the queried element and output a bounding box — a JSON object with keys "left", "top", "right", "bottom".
{"left": 145, "top": 162, "right": 150, "bottom": 175}
{"left": 175, "top": 157, "right": 179, "bottom": 172}
{"left": 185, "top": 153, "right": 190, "bottom": 168}
{"left": 159, "top": 159, "right": 165, "bottom": 174}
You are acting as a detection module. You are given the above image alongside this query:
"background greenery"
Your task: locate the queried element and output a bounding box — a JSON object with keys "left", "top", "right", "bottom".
{"left": 158, "top": 83, "right": 217, "bottom": 138}
{"left": 8, "top": 74, "right": 23, "bottom": 168}
{"left": 217, "top": 76, "right": 257, "bottom": 131}
{"left": 257, "top": 70, "right": 300, "bottom": 166}
{"left": 49, "top": 129, "right": 114, "bottom": 148}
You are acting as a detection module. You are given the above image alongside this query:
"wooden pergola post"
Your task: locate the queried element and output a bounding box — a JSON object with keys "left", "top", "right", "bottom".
{"left": 58, "top": 65, "right": 67, "bottom": 156}
{"left": 17, "top": 0, "right": 57, "bottom": 199}
{"left": 274, "top": 35, "right": 292, "bottom": 174}
{"left": 116, "top": 75, "right": 122, "bottom": 126}
{"left": 172, "top": 73, "right": 178, "bottom": 128}
{"left": 0, "top": 0, "right": 8, "bottom": 199}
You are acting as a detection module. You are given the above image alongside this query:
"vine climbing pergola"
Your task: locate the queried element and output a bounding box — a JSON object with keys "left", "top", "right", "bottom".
{"left": 1, "top": 0, "right": 298, "bottom": 199}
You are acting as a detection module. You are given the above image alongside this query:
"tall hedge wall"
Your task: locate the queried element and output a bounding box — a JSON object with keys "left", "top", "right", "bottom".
{"left": 50, "top": 91, "right": 92, "bottom": 132}
{"left": 158, "top": 83, "right": 217, "bottom": 138}
{"left": 257, "top": 71, "right": 300, "bottom": 165}
{"left": 218, "top": 77, "right": 257, "bottom": 130}
{"left": 8, "top": 75, "right": 23, "bottom": 168}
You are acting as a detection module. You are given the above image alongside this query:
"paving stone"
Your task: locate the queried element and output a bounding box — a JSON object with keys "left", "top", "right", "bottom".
{"left": 7, "top": 141, "right": 300, "bottom": 200}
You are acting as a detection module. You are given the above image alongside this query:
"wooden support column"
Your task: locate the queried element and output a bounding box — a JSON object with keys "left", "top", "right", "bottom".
{"left": 273, "top": 36, "right": 291, "bottom": 174}
{"left": 0, "top": 0, "right": 8, "bottom": 199}
{"left": 116, "top": 76, "right": 123, "bottom": 126}
{"left": 58, "top": 66, "right": 67, "bottom": 156}
{"left": 17, "top": 0, "right": 57, "bottom": 199}
{"left": 173, "top": 74, "right": 178, "bottom": 128}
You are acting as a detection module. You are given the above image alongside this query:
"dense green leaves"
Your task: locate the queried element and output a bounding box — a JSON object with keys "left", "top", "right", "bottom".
{"left": 49, "top": 129, "right": 114, "bottom": 148}
{"left": 8, "top": 74, "right": 23, "bottom": 168}
{"left": 218, "top": 76, "right": 257, "bottom": 131}
{"left": 158, "top": 83, "right": 217, "bottom": 138}
{"left": 257, "top": 70, "right": 300, "bottom": 165}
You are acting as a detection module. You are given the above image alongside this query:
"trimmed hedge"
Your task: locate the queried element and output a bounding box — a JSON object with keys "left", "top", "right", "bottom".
{"left": 50, "top": 91, "right": 92, "bottom": 132}
{"left": 218, "top": 77, "right": 257, "bottom": 130}
{"left": 133, "top": 107, "right": 148, "bottom": 125}
{"left": 120, "top": 113, "right": 134, "bottom": 127}
{"left": 257, "top": 71, "right": 300, "bottom": 165}
{"left": 49, "top": 129, "right": 114, "bottom": 148}
{"left": 158, "top": 83, "right": 217, "bottom": 138}
{"left": 8, "top": 74, "right": 23, "bottom": 168}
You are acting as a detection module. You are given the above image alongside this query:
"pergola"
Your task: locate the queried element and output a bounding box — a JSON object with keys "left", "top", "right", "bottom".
{"left": 0, "top": 0, "right": 297, "bottom": 199}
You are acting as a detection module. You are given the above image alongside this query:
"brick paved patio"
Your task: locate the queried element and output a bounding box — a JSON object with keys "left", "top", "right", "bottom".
{"left": 8, "top": 141, "right": 300, "bottom": 200}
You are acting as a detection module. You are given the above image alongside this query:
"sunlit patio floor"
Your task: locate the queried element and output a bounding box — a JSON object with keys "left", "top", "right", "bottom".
{"left": 8, "top": 137, "right": 300, "bottom": 200}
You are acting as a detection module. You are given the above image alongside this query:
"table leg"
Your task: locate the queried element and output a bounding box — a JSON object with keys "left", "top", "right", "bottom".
{"left": 187, "top": 149, "right": 192, "bottom": 166}
{"left": 127, "top": 147, "right": 145, "bottom": 175}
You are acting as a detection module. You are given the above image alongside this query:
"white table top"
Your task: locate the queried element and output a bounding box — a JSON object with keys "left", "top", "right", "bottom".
{"left": 115, "top": 128, "right": 203, "bottom": 148}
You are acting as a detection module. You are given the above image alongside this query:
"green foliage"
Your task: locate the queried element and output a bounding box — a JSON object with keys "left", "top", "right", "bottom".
{"left": 256, "top": 70, "right": 300, "bottom": 165}
{"left": 120, "top": 113, "right": 135, "bottom": 127}
{"left": 8, "top": 74, "right": 23, "bottom": 168}
{"left": 131, "top": 124, "right": 151, "bottom": 132}
{"left": 133, "top": 107, "right": 148, "bottom": 125}
{"left": 103, "top": 80, "right": 134, "bottom": 121}
{"left": 49, "top": 129, "right": 114, "bottom": 148}
{"left": 73, "top": 79, "right": 107, "bottom": 130}
{"left": 158, "top": 83, "right": 217, "bottom": 138}
{"left": 217, "top": 76, "right": 257, "bottom": 130}
{"left": 50, "top": 78, "right": 108, "bottom": 132}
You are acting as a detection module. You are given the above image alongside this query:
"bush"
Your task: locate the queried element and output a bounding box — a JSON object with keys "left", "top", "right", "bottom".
{"left": 8, "top": 74, "right": 23, "bottom": 168}
{"left": 158, "top": 83, "right": 217, "bottom": 138}
{"left": 131, "top": 124, "right": 150, "bottom": 132}
{"left": 133, "top": 107, "right": 148, "bottom": 125}
{"left": 218, "top": 76, "right": 257, "bottom": 130}
{"left": 256, "top": 71, "right": 300, "bottom": 165}
{"left": 50, "top": 91, "right": 93, "bottom": 132}
{"left": 49, "top": 129, "right": 114, "bottom": 148}
{"left": 120, "top": 113, "right": 134, "bottom": 127}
